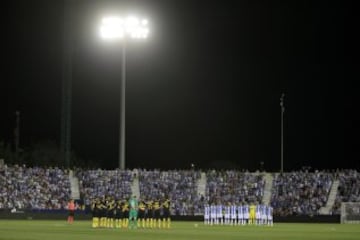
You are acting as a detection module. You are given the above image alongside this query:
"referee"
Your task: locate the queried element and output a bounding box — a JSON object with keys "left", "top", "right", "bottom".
{"left": 67, "top": 199, "right": 75, "bottom": 224}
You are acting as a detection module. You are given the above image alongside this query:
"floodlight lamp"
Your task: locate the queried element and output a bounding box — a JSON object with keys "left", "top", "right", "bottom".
{"left": 100, "top": 16, "right": 149, "bottom": 40}
{"left": 141, "top": 19, "right": 148, "bottom": 26}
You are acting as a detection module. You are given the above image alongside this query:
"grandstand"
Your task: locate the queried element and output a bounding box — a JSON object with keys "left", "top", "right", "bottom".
{"left": 138, "top": 169, "right": 201, "bottom": 215}
{"left": 270, "top": 171, "right": 333, "bottom": 216}
{"left": 332, "top": 170, "right": 360, "bottom": 214}
{"left": 76, "top": 169, "right": 133, "bottom": 202}
{"left": 205, "top": 170, "right": 265, "bottom": 206}
{"left": 0, "top": 165, "right": 70, "bottom": 210}
{"left": 1, "top": 164, "right": 359, "bottom": 220}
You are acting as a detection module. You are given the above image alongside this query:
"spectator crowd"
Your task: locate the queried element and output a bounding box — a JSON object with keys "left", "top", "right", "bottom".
{"left": 1, "top": 164, "right": 359, "bottom": 217}
{"left": 205, "top": 170, "right": 265, "bottom": 206}
{"left": 270, "top": 170, "right": 333, "bottom": 216}
{"left": 138, "top": 169, "right": 201, "bottom": 215}
{"left": 332, "top": 169, "right": 360, "bottom": 214}
{"left": 76, "top": 169, "right": 133, "bottom": 208}
{"left": 0, "top": 164, "right": 70, "bottom": 210}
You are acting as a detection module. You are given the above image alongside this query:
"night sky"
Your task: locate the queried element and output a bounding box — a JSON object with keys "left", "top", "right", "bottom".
{"left": 2, "top": 0, "right": 359, "bottom": 170}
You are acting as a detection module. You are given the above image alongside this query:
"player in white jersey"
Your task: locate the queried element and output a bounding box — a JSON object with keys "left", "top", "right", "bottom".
{"left": 210, "top": 204, "right": 217, "bottom": 225}
{"left": 256, "top": 204, "right": 261, "bottom": 225}
{"left": 266, "top": 205, "right": 273, "bottom": 226}
{"left": 243, "top": 204, "right": 249, "bottom": 225}
{"left": 260, "top": 204, "right": 267, "bottom": 225}
{"left": 224, "top": 204, "right": 231, "bottom": 225}
{"left": 216, "top": 204, "right": 223, "bottom": 225}
{"left": 204, "top": 204, "right": 210, "bottom": 225}
{"left": 237, "top": 205, "right": 244, "bottom": 225}
{"left": 231, "top": 204, "right": 237, "bottom": 225}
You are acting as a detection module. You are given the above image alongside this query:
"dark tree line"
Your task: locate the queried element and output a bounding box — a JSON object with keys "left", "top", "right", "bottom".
{"left": 0, "top": 139, "right": 98, "bottom": 168}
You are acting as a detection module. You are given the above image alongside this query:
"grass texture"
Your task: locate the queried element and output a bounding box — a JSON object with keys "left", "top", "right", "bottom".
{"left": 0, "top": 220, "right": 359, "bottom": 240}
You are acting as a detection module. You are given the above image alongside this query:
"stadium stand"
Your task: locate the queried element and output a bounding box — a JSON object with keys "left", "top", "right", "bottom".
{"left": 205, "top": 170, "right": 265, "bottom": 206}
{"left": 1, "top": 164, "right": 359, "bottom": 218}
{"left": 0, "top": 164, "right": 70, "bottom": 209}
{"left": 76, "top": 169, "right": 133, "bottom": 205}
{"left": 332, "top": 169, "right": 360, "bottom": 214}
{"left": 138, "top": 169, "right": 202, "bottom": 215}
{"left": 270, "top": 170, "right": 333, "bottom": 216}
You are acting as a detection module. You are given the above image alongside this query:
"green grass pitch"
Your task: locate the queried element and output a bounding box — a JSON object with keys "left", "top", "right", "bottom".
{"left": 0, "top": 220, "right": 360, "bottom": 240}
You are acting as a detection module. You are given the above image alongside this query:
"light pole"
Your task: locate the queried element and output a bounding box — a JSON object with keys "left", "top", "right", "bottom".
{"left": 100, "top": 16, "right": 149, "bottom": 169}
{"left": 280, "top": 93, "right": 285, "bottom": 173}
{"left": 14, "top": 111, "right": 20, "bottom": 161}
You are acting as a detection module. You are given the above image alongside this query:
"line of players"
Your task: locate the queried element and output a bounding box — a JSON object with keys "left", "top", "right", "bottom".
{"left": 204, "top": 203, "right": 273, "bottom": 226}
{"left": 91, "top": 196, "right": 171, "bottom": 229}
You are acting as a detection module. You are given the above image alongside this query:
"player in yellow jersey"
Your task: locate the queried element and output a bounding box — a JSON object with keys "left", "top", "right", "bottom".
{"left": 121, "top": 199, "right": 130, "bottom": 228}
{"left": 115, "top": 199, "right": 123, "bottom": 228}
{"left": 249, "top": 203, "right": 256, "bottom": 225}
{"left": 91, "top": 198, "right": 100, "bottom": 228}
{"left": 146, "top": 199, "right": 153, "bottom": 228}
{"left": 153, "top": 199, "right": 161, "bottom": 228}
{"left": 99, "top": 197, "right": 107, "bottom": 227}
{"left": 106, "top": 196, "right": 115, "bottom": 228}
{"left": 137, "top": 198, "right": 146, "bottom": 228}
{"left": 161, "top": 197, "right": 171, "bottom": 228}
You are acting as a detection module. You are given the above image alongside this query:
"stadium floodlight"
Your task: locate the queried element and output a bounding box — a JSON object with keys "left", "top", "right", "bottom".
{"left": 99, "top": 15, "right": 149, "bottom": 170}
{"left": 100, "top": 16, "right": 149, "bottom": 40}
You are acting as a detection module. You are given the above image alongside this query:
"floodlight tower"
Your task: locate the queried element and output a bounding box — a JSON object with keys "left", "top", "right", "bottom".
{"left": 61, "top": 0, "right": 73, "bottom": 169}
{"left": 100, "top": 16, "right": 149, "bottom": 169}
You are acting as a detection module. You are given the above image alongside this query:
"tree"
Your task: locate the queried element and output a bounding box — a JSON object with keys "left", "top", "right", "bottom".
{"left": 28, "top": 140, "right": 63, "bottom": 167}
{"left": 0, "top": 140, "right": 15, "bottom": 164}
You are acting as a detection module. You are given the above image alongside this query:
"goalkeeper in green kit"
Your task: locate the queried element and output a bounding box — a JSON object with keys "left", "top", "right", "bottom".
{"left": 129, "top": 195, "right": 139, "bottom": 229}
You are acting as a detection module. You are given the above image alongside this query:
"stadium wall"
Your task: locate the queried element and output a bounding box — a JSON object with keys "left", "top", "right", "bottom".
{"left": 0, "top": 209, "right": 340, "bottom": 223}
